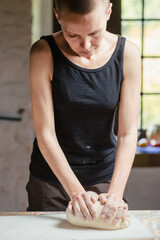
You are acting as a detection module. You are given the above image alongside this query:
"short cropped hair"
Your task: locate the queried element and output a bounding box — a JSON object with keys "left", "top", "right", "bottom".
{"left": 55, "top": 0, "right": 110, "bottom": 16}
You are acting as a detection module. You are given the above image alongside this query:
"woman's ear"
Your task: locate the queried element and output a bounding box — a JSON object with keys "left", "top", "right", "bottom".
{"left": 54, "top": 8, "right": 61, "bottom": 24}
{"left": 106, "top": 3, "right": 113, "bottom": 21}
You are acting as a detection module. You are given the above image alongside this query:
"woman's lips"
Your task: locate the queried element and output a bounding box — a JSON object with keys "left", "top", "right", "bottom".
{"left": 81, "top": 50, "right": 92, "bottom": 55}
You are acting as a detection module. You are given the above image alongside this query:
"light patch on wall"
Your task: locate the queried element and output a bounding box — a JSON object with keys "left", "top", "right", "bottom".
{"left": 31, "top": 0, "right": 53, "bottom": 44}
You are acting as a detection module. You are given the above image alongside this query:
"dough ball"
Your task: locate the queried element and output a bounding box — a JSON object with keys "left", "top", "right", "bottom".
{"left": 66, "top": 201, "right": 130, "bottom": 230}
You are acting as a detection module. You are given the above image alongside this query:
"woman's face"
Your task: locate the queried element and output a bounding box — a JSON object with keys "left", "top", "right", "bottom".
{"left": 55, "top": 3, "right": 112, "bottom": 57}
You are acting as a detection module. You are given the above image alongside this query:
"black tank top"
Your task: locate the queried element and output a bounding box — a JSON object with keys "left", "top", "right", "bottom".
{"left": 29, "top": 34, "right": 126, "bottom": 185}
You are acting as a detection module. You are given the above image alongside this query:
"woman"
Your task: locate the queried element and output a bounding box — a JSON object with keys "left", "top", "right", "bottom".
{"left": 26, "top": 0, "right": 141, "bottom": 224}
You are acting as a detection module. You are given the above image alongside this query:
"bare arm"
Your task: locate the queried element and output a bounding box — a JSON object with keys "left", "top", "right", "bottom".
{"left": 98, "top": 40, "right": 141, "bottom": 223}
{"left": 29, "top": 39, "right": 85, "bottom": 199}
{"left": 107, "top": 40, "right": 141, "bottom": 198}
{"left": 29, "top": 39, "right": 99, "bottom": 220}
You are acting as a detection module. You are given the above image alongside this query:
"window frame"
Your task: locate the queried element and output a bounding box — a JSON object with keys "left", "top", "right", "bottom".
{"left": 121, "top": 0, "right": 160, "bottom": 135}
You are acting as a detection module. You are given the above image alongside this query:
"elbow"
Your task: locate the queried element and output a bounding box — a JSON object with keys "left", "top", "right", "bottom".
{"left": 117, "top": 126, "right": 138, "bottom": 139}
{"left": 117, "top": 132, "right": 138, "bottom": 146}
{"left": 35, "top": 126, "right": 57, "bottom": 145}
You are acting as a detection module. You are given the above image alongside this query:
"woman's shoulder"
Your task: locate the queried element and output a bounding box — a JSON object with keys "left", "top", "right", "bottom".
{"left": 123, "top": 38, "right": 141, "bottom": 80}
{"left": 123, "top": 38, "right": 141, "bottom": 60}
{"left": 30, "top": 37, "right": 52, "bottom": 59}
{"left": 29, "top": 38, "right": 54, "bottom": 81}
{"left": 30, "top": 32, "right": 63, "bottom": 61}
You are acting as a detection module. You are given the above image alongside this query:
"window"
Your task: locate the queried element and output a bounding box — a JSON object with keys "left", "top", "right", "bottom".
{"left": 121, "top": 0, "right": 160, "bottom": 131}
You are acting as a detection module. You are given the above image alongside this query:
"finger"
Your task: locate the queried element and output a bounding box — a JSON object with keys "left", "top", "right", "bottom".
{"left": 91, "top": 194, "right": 99, "bottom": 203}
{"left": 73, "top": 201, "right": 86, "bottom": 221}
{"left": 103, "top": 206, "right": 118, "bottom": 223}
{"left": 101, "top": 195, "right": 120, "bottom": 222}
{"left": 100, "top": 195, "right": 114, "bottom": 216}
{"left": 73, "top": 195, "right": 88, "bottom": 220}
{"left": 113, "top": 201, "right": 127, "bottom": 223}
{"left": 122, "top": 203, "right": 128, "bottom": 222}
{"left": 68, "top": 201, "right": 75, "bottom": 216}
{"left": 113, "top": 206, "right": 125, "bottom": 223}
{"left": 101, "top": 207, "right": 117, "bottom": 222}
{"left": 78, "top": 196, "right": 93, "bottom": 221}
{"left": 83, "top": 194, "right": 98, "bottom": 219}
{"left": 98, "top": 193, "right": 108, "bottom": 205}
{"left": 102, "top": 208, "right": 116, "bottom": 223}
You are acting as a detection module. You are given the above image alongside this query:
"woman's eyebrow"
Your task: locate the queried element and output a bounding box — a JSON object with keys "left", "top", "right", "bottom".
{"left": 89, "top": 30, "right": 101, "bottom": 35}
{"left": 65, "top": 29, "right": 101, "bottom": 35}
{"left": 64, "top": 31, "right": 78, "bottom": 35}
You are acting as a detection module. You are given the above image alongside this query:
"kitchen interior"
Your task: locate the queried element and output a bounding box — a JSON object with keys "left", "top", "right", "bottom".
{"left": 0, "top": 0, "right": 160, "bottom": 239}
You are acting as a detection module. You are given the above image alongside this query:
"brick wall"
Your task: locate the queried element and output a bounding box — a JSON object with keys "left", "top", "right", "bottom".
{"left": 0, "top": 0, "right": 33, "bottom": 211}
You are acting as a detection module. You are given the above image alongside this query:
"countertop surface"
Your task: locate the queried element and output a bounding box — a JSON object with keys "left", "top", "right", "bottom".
{"left": 0, "top": 210, "right": 159, "bottom": 240}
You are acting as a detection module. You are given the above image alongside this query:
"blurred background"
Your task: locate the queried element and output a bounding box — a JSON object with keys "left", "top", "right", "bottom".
{"left": 0, "top": 0, "right": 160, "bottom": 211}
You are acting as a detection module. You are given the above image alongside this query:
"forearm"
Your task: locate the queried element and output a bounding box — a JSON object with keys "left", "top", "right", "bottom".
{"left": 36, "top": 130, "right": 85, "bottom": 199}
{"left": 108, "top": 133, "right": 137, "bottom": 198}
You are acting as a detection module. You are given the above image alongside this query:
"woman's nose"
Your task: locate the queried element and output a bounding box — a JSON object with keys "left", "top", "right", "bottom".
{"left": 80, "top": 38, "right": 91, "bottom": 50}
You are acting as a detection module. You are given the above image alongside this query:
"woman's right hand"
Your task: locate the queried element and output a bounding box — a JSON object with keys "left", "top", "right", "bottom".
{"left": 67, "top": 191, "right": 99, "bottom": 221}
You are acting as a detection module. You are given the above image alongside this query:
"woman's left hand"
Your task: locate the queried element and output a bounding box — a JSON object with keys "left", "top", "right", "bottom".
{"left": 98, "top": 193, "right": 128, "bottom": 223}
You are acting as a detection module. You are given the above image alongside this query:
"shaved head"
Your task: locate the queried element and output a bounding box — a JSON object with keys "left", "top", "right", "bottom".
{"left": 55, "top": 0, "right": 110, "bottom": 16}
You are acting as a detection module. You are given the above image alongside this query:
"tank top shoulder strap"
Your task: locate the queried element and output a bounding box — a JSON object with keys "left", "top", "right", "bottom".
{"left": 40, "top": 35, "right": 61, "bottom": 65}
{"left": 114, "top": 35, "right": 126, "bottom": 73}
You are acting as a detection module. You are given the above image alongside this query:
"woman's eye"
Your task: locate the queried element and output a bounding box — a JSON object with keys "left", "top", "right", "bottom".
{"left": 91, "top": 32, "right": 99, "bottom": 37}
{"left": 68, "top": 34, "right": 77, "bottom": 38}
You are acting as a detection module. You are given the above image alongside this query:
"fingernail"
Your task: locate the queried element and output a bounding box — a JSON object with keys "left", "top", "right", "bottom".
{"left": 102, "top": 198, "right": 105, "bottom": 203}
{"left": 87, "top": 217, "right": 92, "bottom": 221}
{"left": 114, "top": 218, "right": 118, "bottom": 223}
{"left": 93, "top": 215, "right": 97, "bottom": 219}
{"left": 93, "top": 196, "right": 97, "bottom": 201}
{"left": 105, "top": 215, "right": 111, "bottom": 222}
{"left": 104, "top": 218, "right": 109, "bottom": 222}
{"left": 101, "top": 214, "right": 105, "bottom": 219}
